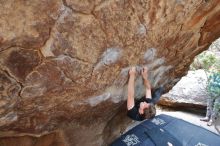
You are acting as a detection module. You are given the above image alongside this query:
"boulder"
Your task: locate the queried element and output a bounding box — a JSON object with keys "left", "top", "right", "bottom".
{"left": 159, "top": 69, "right": 208, "bottom": 112}
{"left": 0, "top": 0, "right": 220, "bottom": 145}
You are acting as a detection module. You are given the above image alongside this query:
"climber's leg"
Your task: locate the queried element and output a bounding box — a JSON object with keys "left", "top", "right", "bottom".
{"left": 151, "top": 87, "right": 164, "bottom": 104}
{"left": 208, "top": 98, "right": 220, "bottom": 126}
{"left": 200, "top": 97, "right": 214, "bottom": 122}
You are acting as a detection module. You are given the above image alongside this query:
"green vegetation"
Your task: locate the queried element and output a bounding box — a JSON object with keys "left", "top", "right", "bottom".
{"left": 190, "top": 51, "right": 218, "bottom": 71}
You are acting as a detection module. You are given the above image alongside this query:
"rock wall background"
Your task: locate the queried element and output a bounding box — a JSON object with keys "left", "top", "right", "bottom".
{"left": 0, "top": 0, "right": 220, "bottom": 145}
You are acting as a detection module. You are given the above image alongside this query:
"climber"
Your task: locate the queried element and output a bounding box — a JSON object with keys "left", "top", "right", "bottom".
{"left": 127, "top": 66, "right": 164, "bottom": 121}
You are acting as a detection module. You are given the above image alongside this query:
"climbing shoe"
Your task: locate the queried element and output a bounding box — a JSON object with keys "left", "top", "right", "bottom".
{"left": 200, "top": 117, "right": 210, "bottom": 122}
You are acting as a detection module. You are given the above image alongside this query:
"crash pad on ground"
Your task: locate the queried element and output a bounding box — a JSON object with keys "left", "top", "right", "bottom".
{"left": 111, "top": 114, "right": 220, "bottom": 146}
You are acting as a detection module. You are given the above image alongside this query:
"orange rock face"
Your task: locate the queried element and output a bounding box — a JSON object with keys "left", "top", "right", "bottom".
{"left": 0, "top": 0, "right": 220, "bottom": 145}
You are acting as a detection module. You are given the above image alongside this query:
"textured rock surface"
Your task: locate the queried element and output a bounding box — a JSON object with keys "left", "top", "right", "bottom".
{"left": 0, "top": 0, "right": 220, "bottom": 145}
{"left": 159, "top": 69, "right": 208, "bottom": 111}
{"left": 0, "top": 131, "right": 66, "bottom": 146}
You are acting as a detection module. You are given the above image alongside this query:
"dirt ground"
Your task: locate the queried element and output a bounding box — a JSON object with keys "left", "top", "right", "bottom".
{"left": 156, "top": 106, "right": 220, "bottom": 135}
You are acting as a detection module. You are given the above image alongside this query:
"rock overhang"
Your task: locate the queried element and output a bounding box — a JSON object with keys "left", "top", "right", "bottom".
{"left": 0, "top": 0, "right": 220, "bottom": 145}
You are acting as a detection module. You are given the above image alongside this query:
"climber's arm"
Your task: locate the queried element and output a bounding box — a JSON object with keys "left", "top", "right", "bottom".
{"left": 142, "top": 67, "right": 152, "bottom": 99}
{"left": 144, "top": 79, "right": 152, "bottom": 99}
{"left": 127, "top": 67, "right": 136, "bottom": 110}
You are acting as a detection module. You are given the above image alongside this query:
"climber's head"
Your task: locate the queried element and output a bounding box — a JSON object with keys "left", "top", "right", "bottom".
{"left": 139, "top": 102, "right": 156, "bottom": 119}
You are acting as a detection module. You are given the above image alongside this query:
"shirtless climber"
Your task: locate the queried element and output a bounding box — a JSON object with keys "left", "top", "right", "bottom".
{"left": 127, "top": 66, "right": 164, "bottom": 121}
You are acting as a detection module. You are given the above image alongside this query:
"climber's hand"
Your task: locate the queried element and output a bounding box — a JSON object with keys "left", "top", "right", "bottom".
{"left": 129, "top": 67, "right": 136, "bottom": 77}
{"left": 141, "top": 66, "right": 149, "bottom": 80}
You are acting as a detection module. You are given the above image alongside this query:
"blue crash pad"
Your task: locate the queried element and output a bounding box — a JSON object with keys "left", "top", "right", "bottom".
{"left": 111, "top": 114, "right": 220, "bottom": 146}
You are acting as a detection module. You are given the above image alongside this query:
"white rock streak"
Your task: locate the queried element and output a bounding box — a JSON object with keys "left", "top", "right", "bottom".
{"left": 85, "top": 48, "right": 173, "bottom": 106}
{"left": 144, "top": 48, "right": 156, "bottom": 62}
{"left": 94, "top": 47, "right": 121, "bottom": 71}
{"left": 86, "top": 93, "right": 111, "bottom": 106}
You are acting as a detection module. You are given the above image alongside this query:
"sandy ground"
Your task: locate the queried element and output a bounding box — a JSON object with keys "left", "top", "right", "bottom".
{"left": 157, "top": 107, "right": 220, "bottom": 135}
